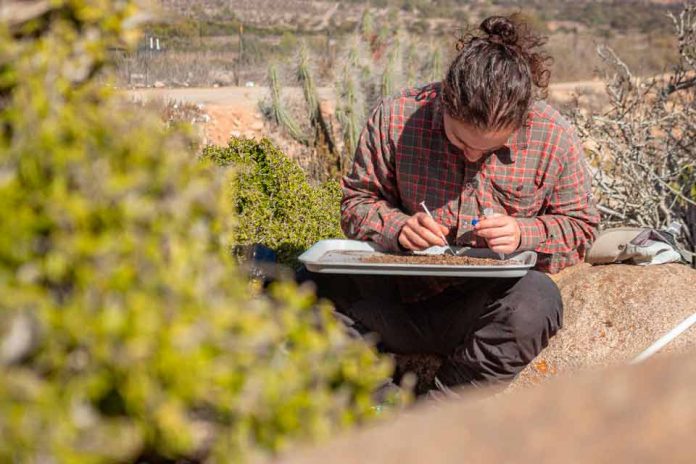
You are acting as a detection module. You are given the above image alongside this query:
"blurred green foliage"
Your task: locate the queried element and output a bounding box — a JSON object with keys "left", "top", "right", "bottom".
{"left": 203, "top": 138, "right": 343, "bottom": 265}
{"left": 0, "top": 1, "right": 392, "bottom": 462}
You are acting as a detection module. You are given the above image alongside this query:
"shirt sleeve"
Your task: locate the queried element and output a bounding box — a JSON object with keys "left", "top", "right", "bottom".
{"left": 340, "top": 100, "right": 410, "bottom": 251}
{"left": 516, "top": 127, "right": 600, "bottom": 272}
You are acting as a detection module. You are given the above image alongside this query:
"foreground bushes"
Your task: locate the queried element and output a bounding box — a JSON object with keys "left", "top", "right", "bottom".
{"left": 203, "top": 138, "right": 343, "bottom": 265}
{"left": 0, "top": 1, "right": 391, "bottom": 462}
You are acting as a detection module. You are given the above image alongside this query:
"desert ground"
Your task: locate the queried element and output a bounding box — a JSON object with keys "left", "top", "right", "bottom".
{"left": 127, "top": 79, "right": 606, "bottom": 146}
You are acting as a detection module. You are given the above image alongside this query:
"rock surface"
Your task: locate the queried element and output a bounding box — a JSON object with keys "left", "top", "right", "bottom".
{"left": 515, "top": 263, "right": 696, "bottom": 387}
{"left": 276, "top": 263, "right": 696, "bottom": 463}
{"left": 393, "top": 263, "right": 696, "bottom": 391}
{"left": 277, "top": 350, "right": 696, "bottom": 464}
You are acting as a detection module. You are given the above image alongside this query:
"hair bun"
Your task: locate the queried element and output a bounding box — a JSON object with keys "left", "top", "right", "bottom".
{"left": 481, "top": 16, "right": 518, "bottom": 46}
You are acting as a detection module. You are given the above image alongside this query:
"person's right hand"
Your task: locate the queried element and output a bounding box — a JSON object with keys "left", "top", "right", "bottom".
{"left": 398, "top": 212, "right": 450, "bottom": 251}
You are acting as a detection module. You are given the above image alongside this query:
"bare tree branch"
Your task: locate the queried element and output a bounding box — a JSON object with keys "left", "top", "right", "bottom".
{"left": 571, "top": 3, "right": 696, "bottom": 256}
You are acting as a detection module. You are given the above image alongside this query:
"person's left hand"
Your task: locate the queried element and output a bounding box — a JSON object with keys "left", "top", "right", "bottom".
{"left": 474, "top": 214, "right": 521, "bottom": 255}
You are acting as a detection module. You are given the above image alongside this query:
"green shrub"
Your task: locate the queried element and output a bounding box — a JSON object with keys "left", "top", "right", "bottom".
{"left": 203, "top": 138, "right": 344, "bottom": 266}
{"left": 0, "top": 1, "right": 393, "bottom": 462}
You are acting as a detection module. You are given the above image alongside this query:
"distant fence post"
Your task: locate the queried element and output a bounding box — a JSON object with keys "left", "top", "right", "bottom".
{"left": 141, "top": 35, "right": 164, "bottom": 87}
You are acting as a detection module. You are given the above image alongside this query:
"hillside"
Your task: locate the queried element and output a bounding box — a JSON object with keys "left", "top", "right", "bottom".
{"left": 119, "top": 0, "right": 683, "bottom": 89}
{"left": 158, "top": 0, "right": 682, "bottom": 32}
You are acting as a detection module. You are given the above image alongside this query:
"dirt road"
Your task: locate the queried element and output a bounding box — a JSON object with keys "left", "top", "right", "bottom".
{"left": 127, "top": 86, "right": 334, "bottom": 111}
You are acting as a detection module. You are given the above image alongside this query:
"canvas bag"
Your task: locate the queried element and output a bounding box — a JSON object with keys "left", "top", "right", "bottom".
{"left": 586, "top": 222, "right": 693, "bottom": 266}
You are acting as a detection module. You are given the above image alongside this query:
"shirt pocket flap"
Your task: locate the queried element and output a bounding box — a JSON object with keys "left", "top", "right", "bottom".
{"left": 489, "top": 179, "right": 544, "bottom": 216}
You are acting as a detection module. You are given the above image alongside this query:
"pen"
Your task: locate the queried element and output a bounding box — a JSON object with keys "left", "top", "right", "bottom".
{"left": 419, "top": 201, "right": 455, "bottom": 255}
{"left": 482, "top": 207, "right": 506, "bottom": 260}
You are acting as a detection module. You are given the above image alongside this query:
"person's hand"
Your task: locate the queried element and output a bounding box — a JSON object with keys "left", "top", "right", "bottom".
{"left": 398, "top": 212, "right": 450, "bottom": 251}
{"left": 474, "top": 215, "right": 521, "bottom": 254}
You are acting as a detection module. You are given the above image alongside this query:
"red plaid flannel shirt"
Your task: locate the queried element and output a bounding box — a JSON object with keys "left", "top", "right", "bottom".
{"left": 341, "top": 83, "right": 599, "bottom": 301}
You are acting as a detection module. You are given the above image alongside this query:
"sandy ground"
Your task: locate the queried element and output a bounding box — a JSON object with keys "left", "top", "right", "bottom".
{"left": 127, "top": 86, "right": 333, "bottom": 145}
{"left": 125, "top": 81, "right": 605, "bottom": 146}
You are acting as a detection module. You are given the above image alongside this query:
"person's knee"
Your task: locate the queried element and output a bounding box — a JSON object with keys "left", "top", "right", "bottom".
{"left": 505, "top": 271, "right": 563, "bottom": 342}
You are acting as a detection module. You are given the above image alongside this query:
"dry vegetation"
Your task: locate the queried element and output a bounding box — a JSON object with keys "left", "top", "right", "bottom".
{"left": 573, "top": 5, "right": 696, "bottom": 254}
{"left": 116, "top": 0, "right": 684, "bottom": 88}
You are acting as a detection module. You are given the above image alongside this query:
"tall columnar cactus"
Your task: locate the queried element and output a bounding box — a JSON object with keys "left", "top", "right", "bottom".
{"left": 361, "top": 8, "right": 375, "bottom": 44}
{"left": 335, "top": 35, "right": 370, "bottom": 170}
{"left": 429, "top": 43, "right": 444, "bottom": 84}
{"left": 380, "top": 47, "right": 397, "bottom": 98}
{"left": 376, "top": 24, "right": 391, "bottom": 59}
{"left": 263, "top": 8, "right": 450, "bottom": 178}
{"left": 268, "top": 63, "right": 307, "bottom": 144}
{"left": 337, "top": 71, "right": 357, "bottom": 165}
{"left": 297, "top": 42, "right": 339, "bottom": 174}
{"left": 381, "top": 33, "right": 403, "bottom": 98}
{"left": 404, "top": 40, "right": 419, "bottom": 88}
{"left": 298, "top": 43, "right": 319, "bottom": 121}
{"left": 336, "top": 69, "right": 365, "bottom": 169}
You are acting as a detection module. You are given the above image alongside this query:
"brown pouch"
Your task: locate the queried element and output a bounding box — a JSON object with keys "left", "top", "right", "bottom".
{"left": 585, "top": 227, "right": 646, "bottom": 265}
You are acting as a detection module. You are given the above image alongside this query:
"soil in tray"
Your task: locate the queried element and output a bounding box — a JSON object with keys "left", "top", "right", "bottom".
{"left": 360, "top": 254, "right": 512, "bottom": 266}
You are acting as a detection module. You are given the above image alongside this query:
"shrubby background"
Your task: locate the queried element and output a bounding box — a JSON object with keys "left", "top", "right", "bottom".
{"left": 203, "top": 138, "right": 343, "bottom": 265}
{"left": 126, "top": 0, "right": 684, "bottom": 87}
{"left": 0, "top": 1, "right": 396, "bottom": 462}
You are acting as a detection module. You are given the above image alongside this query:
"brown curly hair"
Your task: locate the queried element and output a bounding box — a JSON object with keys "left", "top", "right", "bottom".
{"left": 441, "top": 14, "right": 553, "bottom": 130}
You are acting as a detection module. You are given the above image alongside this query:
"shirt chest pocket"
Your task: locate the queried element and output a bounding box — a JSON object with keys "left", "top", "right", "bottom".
{"left": 488, "top": 178, "right": 546, "bottom": 217}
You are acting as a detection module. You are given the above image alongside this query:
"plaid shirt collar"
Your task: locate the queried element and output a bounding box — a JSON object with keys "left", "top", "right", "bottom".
{"left": 430, "top": 94, "right": 530, "bottom": 163}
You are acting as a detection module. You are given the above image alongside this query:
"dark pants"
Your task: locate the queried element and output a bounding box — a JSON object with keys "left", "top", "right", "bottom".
{"left": 303, "top": 270, "right": 563, "bottom": 389}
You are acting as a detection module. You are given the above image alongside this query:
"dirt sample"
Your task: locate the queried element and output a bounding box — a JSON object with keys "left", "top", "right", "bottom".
{"left": 361, "top": 254, "right": 512, "bottom": 266}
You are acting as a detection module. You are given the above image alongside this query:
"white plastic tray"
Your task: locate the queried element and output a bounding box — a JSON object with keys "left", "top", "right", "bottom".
{"left": 299, "top": 239, "right": 537, "bottom": 278}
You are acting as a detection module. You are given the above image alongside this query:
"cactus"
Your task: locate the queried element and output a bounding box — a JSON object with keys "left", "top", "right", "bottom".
{"left": 380, "top": 49, "right": 395, "bottom": 97}
{"left": 381, "top": 33, "right": 403, "bottom": 98}
{"left": 268, "top": 63, "right": 307, "bottom": 144}
{"left": 296, "top": 42, "right": 339, "bottom": 175}
{"left": 336, "top": 51, "right": 367, "bottom": 171}
{"left": 404, "top": 40, "right": 419, "bottom": 87}
{"left": 428, "top": 42, "right": 444, "bottom": 84}
{"left": 361, "top": 8, "right": 375, "bottom": 44}
{"left": 298, "top": 43, "right": 319, "bottom": 119}
{"left": 257, "top": 7, "right": 450, "bottom": 178}
{"left": 377, "top": 24, "right": 391, "bottom": 57}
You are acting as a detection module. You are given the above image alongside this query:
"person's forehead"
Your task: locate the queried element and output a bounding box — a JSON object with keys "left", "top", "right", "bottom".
{"left": 446, "top": 115, "right": 513, "bottom": 149}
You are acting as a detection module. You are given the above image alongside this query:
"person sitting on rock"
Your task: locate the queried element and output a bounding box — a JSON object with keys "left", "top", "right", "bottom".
{"left": 307, "top": 14, "right": 599, "bottom": 394}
